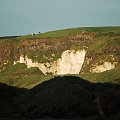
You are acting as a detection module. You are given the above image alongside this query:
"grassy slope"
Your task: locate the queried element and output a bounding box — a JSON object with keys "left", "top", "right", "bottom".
{"left": 0, "top": 26, "right": 120, "bottom": 88}
{"left": 79, "top": 67, "right": 120, "bottom": 83}
{"left": 18, "top": 26, "right": 120, "bottom": 39}
{"left": 0, "top": 63, "right": 54, "bottom": 88}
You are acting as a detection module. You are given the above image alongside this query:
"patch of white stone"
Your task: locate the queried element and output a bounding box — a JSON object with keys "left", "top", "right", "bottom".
{"left": 91, "top": 62, "right": 116, "bottom": 73}
{"left": 14, "top": 50, "right": 87, "bottom": 75}
{"left": 56, "top": 50, "right": 86, "bottom": 74}
{"left": 4, "top": 60, "right": 9, "bottom": 65}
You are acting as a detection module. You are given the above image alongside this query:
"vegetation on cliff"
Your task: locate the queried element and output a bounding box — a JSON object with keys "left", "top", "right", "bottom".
{"left": 0, "top": 26, "right": 120, "bottom": 87}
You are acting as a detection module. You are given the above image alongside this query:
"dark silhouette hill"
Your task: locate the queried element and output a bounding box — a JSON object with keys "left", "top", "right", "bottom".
{"left": 0, "top": 76, "right": 120, "bottom": 120}
{"left": 0, "top": 35, "right": 19, "bottom": 39}
{"left": 0, "top": 83, "right": 28, "bottom": 119}
{"left": 16, "top": 76, "right": 120, "bottom": 119}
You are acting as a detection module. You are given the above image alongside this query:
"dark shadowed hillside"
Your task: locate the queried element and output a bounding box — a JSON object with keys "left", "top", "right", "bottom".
{"left": 1, "top": 76, "right": 120, "bottom": 120}
{"left": 0, "top": 83, "right": 28, "bottom": 119}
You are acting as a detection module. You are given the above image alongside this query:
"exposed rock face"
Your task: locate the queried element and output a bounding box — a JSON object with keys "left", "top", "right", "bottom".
{"left": 14, "top": 50, "right": 87, "bottom": 75}
{"left": 14, "top": 49, "right": 119, "bottom": 75}
{"left": 91, "top": 62, "right": 116, "bottom": 73}
{"left": 56, "top": 50, "right": 86, "bottom": 74}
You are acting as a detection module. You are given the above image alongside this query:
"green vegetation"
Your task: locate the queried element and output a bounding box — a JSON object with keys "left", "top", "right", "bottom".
{"left": 17, "top": 26, "right": 120, "bottom": 39}
{"left": 17, "top": 28, "right": 82, "bottom": 39}
{"left": 79, "top": 66, "right": 120, "bottom": 84}
{"left": 0, "top": 26, "right": 120, "bottom": 40}
{"left": 0, "top": 63, "right": 54, "bottom": 88}
{"left": 25, "top": 50, "right": 47, "bottom": 63}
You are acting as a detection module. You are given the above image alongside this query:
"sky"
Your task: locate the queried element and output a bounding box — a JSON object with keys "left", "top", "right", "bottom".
{"left": 0, "top": 0, "right": 120, "bottom": 36}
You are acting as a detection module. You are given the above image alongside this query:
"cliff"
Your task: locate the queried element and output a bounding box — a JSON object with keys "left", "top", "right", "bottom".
{"left": 0, "top": 27, "right": 120, "bottom": 87}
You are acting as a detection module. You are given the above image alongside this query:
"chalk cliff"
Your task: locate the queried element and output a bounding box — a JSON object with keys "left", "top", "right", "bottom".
{"left": 14, "top": 50, "right": 86, "bottom": 75}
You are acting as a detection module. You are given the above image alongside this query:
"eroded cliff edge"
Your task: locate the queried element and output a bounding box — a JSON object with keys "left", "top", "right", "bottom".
{"left": 0, "top": 27, "right": 120, "bottom": 76}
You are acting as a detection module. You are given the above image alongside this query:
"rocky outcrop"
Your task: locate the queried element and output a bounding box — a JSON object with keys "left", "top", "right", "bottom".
{"left": 91, "top": 62, "right": 116, "bottom": 73}
{"left": 14, "top": 50, "right": 86, "bottom": 75}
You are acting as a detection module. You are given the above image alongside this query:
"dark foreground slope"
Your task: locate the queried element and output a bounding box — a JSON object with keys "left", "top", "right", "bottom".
{"left": 1, "top": 76, "right": 120, "bottom": 120}
{"left": 0, "top": 83, "right": 28, "bottom": 119}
